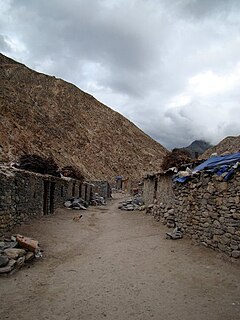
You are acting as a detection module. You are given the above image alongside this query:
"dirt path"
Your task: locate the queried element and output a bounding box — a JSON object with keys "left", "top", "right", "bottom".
{"left": 1, "top": 193, "right": 240, "bottom": 320}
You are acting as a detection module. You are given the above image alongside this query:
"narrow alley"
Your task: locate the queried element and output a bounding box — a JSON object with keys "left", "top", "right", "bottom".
{"left": 1, "top": 194, "right": 239, "bottom": 320}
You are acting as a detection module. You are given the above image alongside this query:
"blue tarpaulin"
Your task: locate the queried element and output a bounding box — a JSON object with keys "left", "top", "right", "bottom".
{"left": 174, "top": 176, "right": 191, "bottom": 183}
{"left": 192, "top": 152, "right": 240, "bottom": 173}
{"left": 173, "top": 152, "right": 240, "bottom": 183}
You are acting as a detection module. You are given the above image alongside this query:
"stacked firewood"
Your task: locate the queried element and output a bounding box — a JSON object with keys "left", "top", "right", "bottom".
{"left": 61, "top": 165, "right": 84, "bottom": 182}
{"left": 16, "top": 154, "right": 60, "bottom": 176}
{"left": 161, "top": 149, "right": 192, "bottom": 171}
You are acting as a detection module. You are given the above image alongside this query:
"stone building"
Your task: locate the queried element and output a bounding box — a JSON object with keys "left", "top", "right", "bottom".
{"left": 144, "top": 168, "right": 240, "bottom": 259}
{"left": 0, "top": 165, "right": 92, "bottom": 235}
{"left": 91, "top": 181, "right": 112, "bottom": 199}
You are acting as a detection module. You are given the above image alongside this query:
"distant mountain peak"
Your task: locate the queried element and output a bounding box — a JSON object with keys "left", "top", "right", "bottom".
{"left": 174, "top": 140, "right": 213, "bottom": 158}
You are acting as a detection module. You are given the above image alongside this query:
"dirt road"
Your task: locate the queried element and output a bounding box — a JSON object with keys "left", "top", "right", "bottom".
{"left": 1, "top": 193, "right": 240, "bottom": 320}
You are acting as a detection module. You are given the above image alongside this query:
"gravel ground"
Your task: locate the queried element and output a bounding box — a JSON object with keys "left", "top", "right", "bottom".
{"left": 0, "top": 193, "right": 240, "bottom": 320}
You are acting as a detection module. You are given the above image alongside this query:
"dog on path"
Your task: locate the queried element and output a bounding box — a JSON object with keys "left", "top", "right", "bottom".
{"left": 73, "top": 214, "right": 83, "bottom": 222}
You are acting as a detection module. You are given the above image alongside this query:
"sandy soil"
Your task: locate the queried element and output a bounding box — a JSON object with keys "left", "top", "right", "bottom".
{"left": 0, "top": 193, "right": 240, "bottom": 320}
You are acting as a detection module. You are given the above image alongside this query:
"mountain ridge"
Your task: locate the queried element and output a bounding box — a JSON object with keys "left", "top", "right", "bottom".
{"left": 201, "top": 135, "right": 240, "bottom": 159}
{"left": 176, "top": 140, "right": 212, "bottom": 158}
{"left": 0, "top": 53, "right": 167, "bottom": 180}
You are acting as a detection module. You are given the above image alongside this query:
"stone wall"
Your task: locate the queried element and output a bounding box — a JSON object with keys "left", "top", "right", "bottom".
{"left": 114, "top": 179, "right": 141, "bottom": 195}
{"left": 0, "top": 170, "right": 17, "bottom": 233}
{"left": 147, "top": 171, "right": 240, "bottom": 259}
{"left": 91, "top": 181, "right": 111, "bottom": 199}
{"left": 0, "top": 167, "right": 82, "bottom": 235}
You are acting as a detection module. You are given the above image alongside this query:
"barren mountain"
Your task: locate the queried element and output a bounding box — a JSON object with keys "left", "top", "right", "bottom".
{"left": 0, "top": 54, "right": 167, "bottom": 180}
{"left": 178, "top": 140, "right": 212, "bottom": 158}
{"left": 201, "top": 135, "right": 240, "bottom": 159}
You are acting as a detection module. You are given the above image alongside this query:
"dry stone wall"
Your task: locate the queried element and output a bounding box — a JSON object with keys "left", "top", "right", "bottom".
{"left": 0, "top": 167, "right": 82, "bottom": 235}
{"left": 148, "top": 172, "right": 240, "bottom": 259}
{"left": 91, "top": 181, "right": 111, "bottom": 199}
{"left": 0, "top": 171, "right": 17, "bottom": 233}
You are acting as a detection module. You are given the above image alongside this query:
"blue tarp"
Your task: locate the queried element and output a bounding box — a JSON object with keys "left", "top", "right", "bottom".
{"left": 174, "top": 176, "right": 191, "bottom": 183}
{"left": 192, "top": 152, "right": 240, "bottom": 173}
{"left": 173, "top": 152, "right": 240, "bottom": 183}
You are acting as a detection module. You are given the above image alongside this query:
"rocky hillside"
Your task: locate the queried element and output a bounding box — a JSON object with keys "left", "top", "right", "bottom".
{"left": 201, "top": 135, "right": 240, "bottom": 159}
{"left": 0, "top": 54, "right": 167, "bottom": 180}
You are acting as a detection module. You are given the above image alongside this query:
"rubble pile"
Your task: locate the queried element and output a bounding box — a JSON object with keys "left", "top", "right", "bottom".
{"left": 166, "top": 227, "right": 183, "bottom": 240}
{"left": 91, "top": 193, "right": 106, "bottom": 206}
{"left": 0, "top": 234, "right": 42, "bottom": 275}
{"left": 118, "top": 194, "right": 145, "bottom": 211}
{"left": 154, "top": 204, "right": 176, "bottom": 228}
{"left": 64, "top": 197, "right": 88, "bottom": 210}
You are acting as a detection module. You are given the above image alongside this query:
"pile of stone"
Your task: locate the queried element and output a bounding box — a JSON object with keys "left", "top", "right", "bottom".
{"left": 118, "top": 194, "right": 145, "bottom": 211}
{"left": 166, "top": 227, "right": 183, "bottom": 240}
{"left": 160, "top": 205, "right": 176, "bottom": 228}
{"left": 0, "top": 234, "right": 42, "bottom": 275}
{"left": 64, "top": 197, "right": 88, "bottom": 210}
{"left": 91, "top": 193, "right": 106, "bottom": 206}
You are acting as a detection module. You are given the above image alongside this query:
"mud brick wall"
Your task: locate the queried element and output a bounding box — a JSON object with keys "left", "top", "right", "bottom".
{"left": 143, "top": 177, "right": 156, "bottom": 206}
{"left": 143, "top": 174, "right": 173, "bottom": 207}
{"left": 155, "top": 174, "right": 174, "bottom": 207}
{"left": 147, "top": 172, "right": 240, "bottom": 259}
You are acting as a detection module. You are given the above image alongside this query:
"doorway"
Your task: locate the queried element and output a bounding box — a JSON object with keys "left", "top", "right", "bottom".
{"left": 50, "top": 182, "right": 55, "bottom": 214}
{"left": 43, "top": 181, "right": 49, "bottom": 215}
{"left": 43, "top": 181, "right": 55, "bottom": 215}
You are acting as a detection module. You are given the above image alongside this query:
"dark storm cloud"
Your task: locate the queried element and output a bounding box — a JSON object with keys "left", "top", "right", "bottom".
{"left": 1, "top": 0, "right": 240, "bottom": 149}
{"left": 178, "top": 0, "right": 240, "bottom": 19}
{"left": 3, "top": 0, "right": 161, "bottom": 96}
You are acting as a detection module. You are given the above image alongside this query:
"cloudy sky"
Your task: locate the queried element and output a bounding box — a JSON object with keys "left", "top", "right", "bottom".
{"left": 1, "top": 0, "right": 240, "bottom": 149}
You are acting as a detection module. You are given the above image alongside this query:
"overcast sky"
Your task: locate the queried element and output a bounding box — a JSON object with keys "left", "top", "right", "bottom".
{"left": 1, "top": 0, "right": 240, "bottom": 149}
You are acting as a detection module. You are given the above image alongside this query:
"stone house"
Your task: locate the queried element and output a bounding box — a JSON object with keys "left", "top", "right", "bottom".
{"left": 143, "top": 172, "right": 173, "bottom": 207}
{"left": 119, "top": 178, "right": 143, "bottom": 195}
{"left": 143, "top": 168, "right": 240, "bottom": 259}
{"left": 91, "top": 180, "right": 112, "bottom": 199}
{"left": 0, "top": 165, "right": 93, "bottom": 235}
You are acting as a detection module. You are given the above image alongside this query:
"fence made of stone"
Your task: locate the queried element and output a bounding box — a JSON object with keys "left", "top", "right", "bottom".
{"left": 0, "top": 166, "right": 83, "bottom": 235}
{"left": 146, "top": 171, "right": 240, "bottom": 259}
